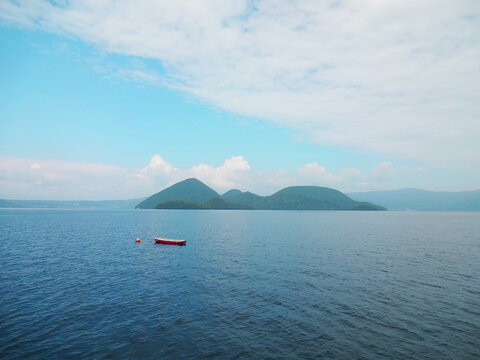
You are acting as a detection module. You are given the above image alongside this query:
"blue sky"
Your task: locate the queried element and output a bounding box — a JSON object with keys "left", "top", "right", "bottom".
{"left": 0, "top": 1, "right": 479, "bottom": 200}
{"left": 0, "top": 28, "right": 382, "bottom": 172}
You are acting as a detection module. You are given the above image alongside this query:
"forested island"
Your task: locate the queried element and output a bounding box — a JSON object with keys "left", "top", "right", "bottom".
{"left": 135, "top": 178, "right": 386, "bottom": 211}
{"left": 2, "top": 179, "right": 479, "bottom": 211}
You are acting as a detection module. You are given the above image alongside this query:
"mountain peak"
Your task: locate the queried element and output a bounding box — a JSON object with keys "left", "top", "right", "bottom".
{"left": 135, "top": 178, "right": 219, "bottom": 209}
{"left": 221, "top": 189, "right": 244, "bottom": 202}
{"left": 181, "top": 178, "right": 204, "bottom": 184}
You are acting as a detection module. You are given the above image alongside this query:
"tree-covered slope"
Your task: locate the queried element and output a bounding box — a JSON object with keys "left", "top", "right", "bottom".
{"left": 221, "top": 191, "right": 265, "bottom": 208}
{"left": 269, "top": 186, "right": 356, "bottom": 210}
{"left": 221, "top": 186, "right": 385, "bottom": 210}
{"left": 204, "top": 197, "right": 252, "bottom": 209}
{"left": 155, "top": 197, "right": 252, "bottom": 210}
{"left": 138, "top": 179, "right": 385, "bottom": 211}
{"left": 221, "top": 189, "right": 244, "bottom": 202}
{"left": 136, "top": 178, "right": 219, "bottom": 209}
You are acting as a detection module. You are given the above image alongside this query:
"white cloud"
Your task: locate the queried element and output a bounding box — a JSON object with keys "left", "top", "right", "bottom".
{"left": 0, "top": 155, "right": 144, "bottom": 200}
{"left": 190, "top": 156, "right": 251, "bottom": 189}
{"left": 370, "top": 161, "right": 396, "bottom": 181}
{"left": 296, "top": 163, "right": 365, "bottom": 190}
{"left": 299, "top": 163, "right": 340, "bottom": 183}
{"left": 0, "top": 155, "right": 403, "bottom": 200}
{"left": 1, "top": 0, "right": 479, "bottom": 168}
{"left": 142, "top": 154, "right": 175, "bottom": 175}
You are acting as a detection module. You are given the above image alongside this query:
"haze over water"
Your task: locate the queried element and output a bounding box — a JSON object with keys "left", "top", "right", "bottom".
{"left": 1, "top": 209, "right": 479, "bottom": 359}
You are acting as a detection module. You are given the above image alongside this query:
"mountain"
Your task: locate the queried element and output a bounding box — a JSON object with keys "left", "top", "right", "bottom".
{"left": 221, "top": 186, "right": 385, "bottom": 210}
{"left": 220, "top": 191, "right": 264, "bottom": 208}
{"left": 348, "top": 188, "right": 480, "bottom": 211}
{"left": 221, "top": 189, "right": 244, "bottom": 202}
{"left": 138, "top": 179, "right": 384, "bottom": 210}
{"left": 136, "top": 178, "right": 219, "bottom": 209}
{"left": 0, "top": 198, "right": 145, "bottom": 209}
{"left": 155, "top": 198, "right": 252, "bottom": 210}
{"left": 204, "top": 197, "right": 253, "bottom": 209}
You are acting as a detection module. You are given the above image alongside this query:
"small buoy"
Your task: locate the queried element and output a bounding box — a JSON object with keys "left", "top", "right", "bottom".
{"left": 135, "top": 238, "right": 142, "bottom": 243}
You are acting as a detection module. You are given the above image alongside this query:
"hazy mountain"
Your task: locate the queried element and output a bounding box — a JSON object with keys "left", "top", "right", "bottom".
{"left": 221, "top": 186, "right": 385, "bottom": 210}
{"left": 348, "top": 188, "right": 480, "bottom": 211}
{"left": 136, "top": 178, "right": 219, "bottom": 209}
{"left": 0, "top": 198, "right": 145, "bottom": 209}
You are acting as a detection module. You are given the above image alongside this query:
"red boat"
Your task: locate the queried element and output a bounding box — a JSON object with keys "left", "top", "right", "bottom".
{"left": 154, "top": 237, "right": 186, "bottom": 246}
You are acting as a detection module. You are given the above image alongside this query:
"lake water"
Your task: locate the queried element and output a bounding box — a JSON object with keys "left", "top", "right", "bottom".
{"left": 1, "top": 209, "right": 479, "bottom": 359}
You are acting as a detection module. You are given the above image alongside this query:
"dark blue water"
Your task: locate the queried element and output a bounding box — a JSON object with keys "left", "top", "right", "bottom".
{"left": 1, "top": 209, "right": 479, "bottom": 359}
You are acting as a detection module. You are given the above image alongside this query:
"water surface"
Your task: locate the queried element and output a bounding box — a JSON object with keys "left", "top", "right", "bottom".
{"left": 1, "top": 209, "right": 479, "bottom": 359}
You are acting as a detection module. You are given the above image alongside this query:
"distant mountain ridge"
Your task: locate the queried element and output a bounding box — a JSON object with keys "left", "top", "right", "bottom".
{"left": 3, "top": 185, "right": 478, "bottom": 211}
{"left": 348, "top": 188, "right": 480, "bottom": 211}
{"left": 136, "top": 178, "right": 385, "bottom": 211}
{"left": 0, "top": 198, "right": 145, "bottom": 209}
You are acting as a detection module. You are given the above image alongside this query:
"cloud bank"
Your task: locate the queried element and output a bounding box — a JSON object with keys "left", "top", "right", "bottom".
{"left": 1, "top": 0, "right": 479, "bottom": 169}
{"left": 1, "top": 154, "right": 419, "bottom": 200}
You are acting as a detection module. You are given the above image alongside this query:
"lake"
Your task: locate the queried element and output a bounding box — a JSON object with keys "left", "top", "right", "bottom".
{"left": 1, "top": 209, "right": 479, "bottom": 359}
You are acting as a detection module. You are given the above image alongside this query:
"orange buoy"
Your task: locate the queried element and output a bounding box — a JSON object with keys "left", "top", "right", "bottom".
{"left": 135, "top": 238, "right": 142, "bottom": 243}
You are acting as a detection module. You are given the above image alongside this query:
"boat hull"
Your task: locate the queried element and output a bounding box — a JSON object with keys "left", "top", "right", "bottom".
{"left": 154, "top": 237, "right": 186, "bottom": 246}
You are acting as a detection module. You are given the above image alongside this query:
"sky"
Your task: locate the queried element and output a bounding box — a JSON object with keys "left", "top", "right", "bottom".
{"left": 0, "top": 0, "right": 479, "bottom": 200}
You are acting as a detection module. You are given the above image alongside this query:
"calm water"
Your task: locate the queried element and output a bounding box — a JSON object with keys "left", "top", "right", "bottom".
{"left": 1, "top": 209, "right": 479, "bottom": 359}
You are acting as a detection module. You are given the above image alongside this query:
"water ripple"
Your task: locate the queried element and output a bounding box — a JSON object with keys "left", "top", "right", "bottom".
{"left": 1, "top": 209, "right": 479, "bottom": 359}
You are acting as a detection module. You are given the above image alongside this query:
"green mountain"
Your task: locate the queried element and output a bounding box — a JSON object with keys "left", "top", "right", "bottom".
{"left": 155, "top": 198, "right": 252, "bottom": 210}
{"left": 220, "top": 191, "right": 264, "bottom": 208}
{"left": 5, "top": 183, "right": 477, "bottom": 211}
{"left": 137, "top": 178, "right": 385, "bottom": 210}
{"left": 221, "top": 186, "right": 385, "bottom": 210}
{"left": 221, "top": 189, "right": 244, "bottom": 202}
{"left": 155, "top": 200, "right": 210, "bottom": 209}
{"left": 136, "top": 178, "right": 219, "bottom": 209}
{"left": 204, "top": 197, "right": 252, "bottom": 209}
{"left": 348, "top": 188, "right": 480, "bottom": 211}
